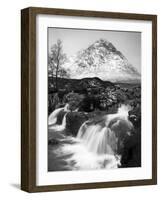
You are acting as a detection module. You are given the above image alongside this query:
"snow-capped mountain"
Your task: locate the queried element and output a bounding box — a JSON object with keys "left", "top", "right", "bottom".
{"left": 63, "top": 39, "right": 141, "bottom": 83}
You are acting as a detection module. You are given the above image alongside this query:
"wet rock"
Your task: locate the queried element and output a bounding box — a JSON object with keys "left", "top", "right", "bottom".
{"left": 66, "top": 112, "right": 89, "bottom": 136}
{"left": 128, "top": 105, "right": 141, "bottom": 127}
{"left": 120, "top": 127, "right": 141, "bottom": 168}
{"left": 48, "top": 138, "right": 59, "bottom": 145}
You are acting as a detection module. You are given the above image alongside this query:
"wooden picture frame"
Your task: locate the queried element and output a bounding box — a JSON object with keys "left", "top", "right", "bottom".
{"left": 21, "top": 7, "right": 157, "bottom": 192}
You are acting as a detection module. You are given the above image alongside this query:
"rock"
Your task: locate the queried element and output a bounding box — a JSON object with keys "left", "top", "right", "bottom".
{"left": 64, "top": 92, "right": 85, "bottom": 111}
{"left": 56, "top": 111, "right": 66, "bottom": 124}
{"left": 48, "top": 138, "right": 59, "bottom": 145}
{"left": 120, "top": 127, "right": 141, "bottom": 167}
{"left": 120, "top": 105, "right": 141, "bottom": 168}
{"left": 128, "top": 106, "right": 141, "bottom": 127}
{"left": 66, "top": 112, "right": 88, "bottom": 136}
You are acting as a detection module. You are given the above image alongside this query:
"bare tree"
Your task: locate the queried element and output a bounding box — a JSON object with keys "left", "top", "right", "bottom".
{"left": 48, "top": 39, "right": 68, "bottom": 90}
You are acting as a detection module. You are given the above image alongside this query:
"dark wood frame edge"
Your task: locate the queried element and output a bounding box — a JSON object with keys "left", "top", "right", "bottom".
{"left": 21, "top": 7, "right": 157, "bottom": 193}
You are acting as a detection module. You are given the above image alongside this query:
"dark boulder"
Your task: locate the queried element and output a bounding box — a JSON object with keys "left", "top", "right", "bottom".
{"left": 66, "top": 112, "right": 89, "bottom": 136}
{"left": 48, "top": 138, "right": 59, "bottom": 145}
{"left": 120, "top": 127, "right": 141, "bottom": 167}
{"left": 128, "top": 105, "right": 141, "bottom": 127}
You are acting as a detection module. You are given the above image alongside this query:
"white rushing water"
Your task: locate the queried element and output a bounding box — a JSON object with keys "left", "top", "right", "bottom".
{"left": 56, "top": 136, "right": 121, "bottom": 170}
{"left": 48, "top": 104, "right": 69, "bottom": 126}
{"left": 50, "top": 104, "right": 134, "bottom": 170}
{"left": 49, "top": 113, "right": 68, "bottom": 132}
{"left": 77, "top": 104, "right": 133, "bottom": 156}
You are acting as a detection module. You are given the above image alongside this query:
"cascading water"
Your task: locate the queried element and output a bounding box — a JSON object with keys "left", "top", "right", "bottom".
{"left": 49, "top": 113, "right": 68, "bottom": 132}
{"left": 49, "top": 104, "right": 134, "bottom": 170}
{"left": 77, "top": 104, "right": 133, "bottom": 156}
{"left": 77, "top": 123, "right": 116, "bottom": 155}
{"left": 105, "top": 104, "right": 132, "bottom": 127}
{"left": 48, "top": 104, "right": 69, "bottom": 126}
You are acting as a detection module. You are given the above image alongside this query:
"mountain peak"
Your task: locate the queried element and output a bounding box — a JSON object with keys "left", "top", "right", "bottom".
{"left": 94, "top": 38, "right": 110, "bottom": 45}
{"left": 89, "top": 38, "right": 116, "bottom": 52}
{"left": 63, "top": 39, "right": 141, "bottom": 83}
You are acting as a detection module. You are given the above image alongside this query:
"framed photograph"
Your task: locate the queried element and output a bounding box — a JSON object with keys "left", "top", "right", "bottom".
{"left": 21, "top": 7, "right": 157, "bottom": 192}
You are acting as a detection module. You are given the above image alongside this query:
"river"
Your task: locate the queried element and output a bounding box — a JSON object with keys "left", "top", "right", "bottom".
{"left": 48, "top": 104, "right": 134, "bottom": 171}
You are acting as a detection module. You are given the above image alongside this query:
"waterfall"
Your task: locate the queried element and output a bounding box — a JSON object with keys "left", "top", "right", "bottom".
{"left": 77, "top": 104, "right": 133, "bottom": 156}
{"left": 49, "top": 104, "right": 133, "bottom": 170}
{"left": 63, "top": 103, "right": 70, "bottom": 112}
{"left": 77, "top": 121, "right": 88, "bottom": 138}
{"left": 77, "top": 123, "right": 117, "bottom": 155}
{"left": 48, "top": 103, "right": 69, "bottom": 125}
{"left": 105, "top": 104, "right": 131, "bottom": 127}
{"left": 49, "top": 113, "right": 68, "bottom": 132}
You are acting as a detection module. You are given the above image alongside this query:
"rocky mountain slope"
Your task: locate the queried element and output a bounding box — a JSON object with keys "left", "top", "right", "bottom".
{"left": 63, "top": 39, "right": 141, "bottom": 83}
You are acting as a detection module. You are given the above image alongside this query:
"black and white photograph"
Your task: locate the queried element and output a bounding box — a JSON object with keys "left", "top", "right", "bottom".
{"left": 48, "top": 27, "right": 141, "bottom": 171}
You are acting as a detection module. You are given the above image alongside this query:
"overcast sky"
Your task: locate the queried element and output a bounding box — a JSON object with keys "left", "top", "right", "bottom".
{"left": 48, "top": 28, "right": 141, "bottom": 73}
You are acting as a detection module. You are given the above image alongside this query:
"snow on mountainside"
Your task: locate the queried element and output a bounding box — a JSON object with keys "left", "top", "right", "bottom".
{"left": 63, "top": 39, "right": 141, "bottom": 83}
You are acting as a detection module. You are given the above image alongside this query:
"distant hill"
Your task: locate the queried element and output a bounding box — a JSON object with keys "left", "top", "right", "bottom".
{"left": 63, "top": 39, "right": 141, "bottom": 83}
{"left": 48, "top": 77, "right": 114, "bottom": 93}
